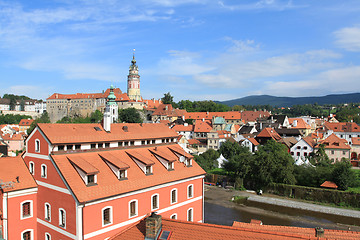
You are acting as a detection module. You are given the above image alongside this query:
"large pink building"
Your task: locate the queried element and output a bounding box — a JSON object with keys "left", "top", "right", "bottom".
{"left": 18, "top": 121, "right": 205, "bottom": 240}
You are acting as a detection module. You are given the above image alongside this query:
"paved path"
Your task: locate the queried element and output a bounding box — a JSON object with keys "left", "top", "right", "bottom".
{"left": 246, "top": 194, "right": 360, "bottom": 219}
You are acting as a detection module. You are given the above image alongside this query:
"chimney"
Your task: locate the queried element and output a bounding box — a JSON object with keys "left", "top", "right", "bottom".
{"left": 315, "top": 227, "right": 324, "bottom": 237}
{"left": 146, "top": 212, "right": 162, "bottom": 240}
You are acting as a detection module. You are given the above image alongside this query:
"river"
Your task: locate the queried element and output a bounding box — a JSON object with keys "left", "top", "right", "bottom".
{"left": 204, "top": 185, "right": 360, "bottom": 231}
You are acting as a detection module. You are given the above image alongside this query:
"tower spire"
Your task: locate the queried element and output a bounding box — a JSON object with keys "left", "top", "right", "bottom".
{"left": 127, "top": 50, "right": 141, "bottom": 101}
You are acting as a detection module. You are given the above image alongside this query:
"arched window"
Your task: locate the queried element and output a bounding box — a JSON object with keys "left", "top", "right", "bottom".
{"left": 59, "top": 208, "right": 66, "bottom": 228}
{"left": 170, "top": 189, "right": 177, "bottom": 204}
{"left": 29, "top": 161, "right": 34, "bottom": 175}
{"left": 45, "top": 233, "right": 51, "bottom": 240}
{"left": 151, "top": 194, "right": 159, "bottom": 211}
{"left": 187, "top": 208, "right": 193, "bottom": 222}
{"left": 21, "top": 229, "right": 33, "bottom": 240}
{"left": 41, "top": 164, "right": 47, "bottom": 178}
{"left": 45, "top": 203, "right": 51, "bottom": 221}
{"left": 170, "top": 213, "right": 177, "bottom": 219}
{"left": 21, "top": 200, "right": 32, "bottom": 219}
{"left": 187, "top": 184, "right": 193, "bottom": 199}
{"left": 102, "top": 206, "right": 113, "bottom": 226}
{"left": 35, "top": 139, "right": 40, "bottom": 152}
{"left": 129, "top": 200, "right": 138, "bottom": 218}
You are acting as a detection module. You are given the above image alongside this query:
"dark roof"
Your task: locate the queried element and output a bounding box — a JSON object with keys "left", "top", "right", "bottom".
{"left": 238, "top": 125, "right": 255, "bottom": 134}
{"left": 275, "top": 128, "right": 301, "bottom": 136}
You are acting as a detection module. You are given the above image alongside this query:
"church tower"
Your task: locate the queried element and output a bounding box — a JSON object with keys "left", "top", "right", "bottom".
{"left": 103, "top": 85, "right": 118, "bottom": 132}
{"left": 127, "top": 51, "right": 141, "bottom": 101}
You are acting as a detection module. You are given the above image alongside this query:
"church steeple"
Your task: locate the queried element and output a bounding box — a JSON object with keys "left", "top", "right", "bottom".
{"left": 127, "top": 50, "right": 141, "bottom": 101}
{"left": 103, "top": 85, "right": 118, "bottom": 132}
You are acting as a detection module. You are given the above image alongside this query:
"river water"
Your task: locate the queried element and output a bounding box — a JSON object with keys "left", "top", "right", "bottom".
{"left": 204, "top": 187, "right": 360, "bottom": 231}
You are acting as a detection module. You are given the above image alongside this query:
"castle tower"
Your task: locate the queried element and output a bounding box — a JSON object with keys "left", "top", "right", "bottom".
{"left": 103, "top": 85, "right": 118, "bottom": 131}
{"left": 127, "top": 51, "right": 141, "bottom": 101}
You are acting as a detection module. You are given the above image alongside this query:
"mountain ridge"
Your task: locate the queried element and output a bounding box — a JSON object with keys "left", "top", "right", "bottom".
{"left": 218, "top": 93, "right": 360, "bottom": 107}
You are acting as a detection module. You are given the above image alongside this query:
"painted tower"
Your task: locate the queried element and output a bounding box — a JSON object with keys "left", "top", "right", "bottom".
{"left": 103, "top": 85, "right": 118, "bottom": 131}
{"left": 127, "top": 52, "right": 141, "bottom": 101}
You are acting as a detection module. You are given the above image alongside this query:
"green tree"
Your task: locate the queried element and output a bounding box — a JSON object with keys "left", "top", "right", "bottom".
{"left": 194, "top": 149, "right": 219, "bottom": 172}
{"left": 27, "top": 112, "right": 50, "bottom": 135}
{"left": 248, "top": 140, "right": 295, "bottom": 190}
{"left": 222, "top": 148, "right": 252, "bottom": 179}
{"left": 310, "top": 144, "right": 332, "bottom": 166}
{"left": 161, "top": 92, "right": 174, "bottom": 105}
{"left": 332, "top": 159, "right": 356, "bottom": 190}
{"left": 20, "top": 99, "right": 25, "bottom": 111}
{"left": 90, "top": 110, "right": 103, "bottom": 123}
{"left": 219, "top": 140, "right": 244, "bottom": 159}
{"left": 119, "top": 108, "right": 142, "bottom": 123}
{"left": 9, "top": 98, "right": 16, "bottom": 110}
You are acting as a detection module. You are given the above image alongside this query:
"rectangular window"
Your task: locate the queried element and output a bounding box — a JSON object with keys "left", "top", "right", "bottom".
{"left": 91, "top": 143, "right": 96, "bottom": 149}
{"left": 22, "top": 202, "right": 31, "bottom": 217}
{"left": 58, "top": 145, "right": 65, "bottom": 151}
{"left": 171, "top": 190, "right": 177, "bottom": 204}
{"left": 119, "top": 170, "right": 126, "bottom": 179}
{"left": 130, "top": 201, "right": 137, "bottom": 217}
{"left": 103, "top": 208, "right": 111, "bottom": 225}
{"left": 23, "top": 231, "right": 31, "bottom": 240}
{"left": 98, "top": 143, "right": 103, "bottom": 148}
{"left": 75, "top": 144, "right": 81, "bottom": 150}
{"left": 146, "top": 166, "right": 152, "bottom": 175}
{"left": 66, "top": 145, "right": 73, "bottom": 150}
{"left": 87, "top": 174, "right": 95, "bottom": 185}
{"left": 105, "top": 142, "right": 110, "bottom": 148}
{"left": 152, "top": 195, "right": 159, "bottom": 210}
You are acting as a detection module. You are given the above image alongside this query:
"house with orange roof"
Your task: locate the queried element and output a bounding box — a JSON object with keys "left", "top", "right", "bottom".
{"left": 241, "top": 137, "right": 259, "bottom": 152}
{"left": 109, "top": 212, "right": 359, "bottom": 240}
{"left": 184, "top": 111, "right": 243, "bottom": 125}
{"left": 2, "top": 133, "right": 25, "bottom": 156}
{"left": 19, "top": 119, "right": 34, "bottom": 132}
{"left": 151, "top": 104, "right": 187, "bottom": 123}
{"left": 0, "top": 124, "right": 16, "bottom": 135}
{"left": 20, "top": 100, "right": 205, "bottom": 240}
{"left": 323, "top": 122, "right": 360, "bottom": 143}
{"left": 0, "top": 156, "right": 38, "bottom": 240}
{"left": 255, "top": 128, "right": 282, "bottom": 145}
{"left": 288, "top": 118, "right": 312, "bottom": 136}
{"left": 171, "top": 123, "right": 194, "bottom": 139}
{"left": 290, "top": 136, "right": 316, "bottom": 163}
{"left": 315, "top": 133, "right": 351, "bottom": 163}
{"left": 240, "top": 110, "right": 271, "bottom": 123}
{"left": 350, "top": 137, "right": 360, "bottom": 166}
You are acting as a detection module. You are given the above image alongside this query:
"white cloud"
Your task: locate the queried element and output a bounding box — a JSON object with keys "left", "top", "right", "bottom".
{"left": 224, "top": 37, "right": 260, "bottom": 52}
{"left": 157, "top": 50, "right": 214, "bottom": 75}
{"left": 217, "top": 0, "right": 305, "bottom": 11}
{"left": 262, "top": 66, "right": 360, "bottom": 96}
{"left": 334, "top": 27, "right": 360, "bottom": 52}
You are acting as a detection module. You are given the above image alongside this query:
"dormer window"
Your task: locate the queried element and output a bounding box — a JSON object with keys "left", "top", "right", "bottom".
{"left": 68, "top": 156, "right": 99, "bottom": 186}
{"left": 185, "top": 159, "right": 192, "bottom": 167}
{"left": 146, "top": 166, "right": 152, "bottom": 175}
{"left": 87, "top": 174, "right": 95, "bottom": 185}
{"left": 99, "top": 153, "right": 129, "bottom": 181}
{"left": 119, "top": 169, "right": 127, "bottom": 179}
{"left": 168, "top": 162, "right": 174, "bottom": 170}
{"left": 126, "top": 151, "right": 154, "bottom": 175}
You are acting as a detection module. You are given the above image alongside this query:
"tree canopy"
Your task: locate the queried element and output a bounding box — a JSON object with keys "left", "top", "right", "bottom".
{"left": 194, "top": 149, "right": 219, "bottom": 172}
{"left": 0, "top": 114, "right": 32, "bottom": 124}
{"left": 118, "top": 108, "right": 142, "bottom": 123}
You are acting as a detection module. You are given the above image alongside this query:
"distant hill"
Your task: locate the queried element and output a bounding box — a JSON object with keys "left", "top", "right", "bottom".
{"left": 219, "top": 93, "right": 360, "bottom": 107}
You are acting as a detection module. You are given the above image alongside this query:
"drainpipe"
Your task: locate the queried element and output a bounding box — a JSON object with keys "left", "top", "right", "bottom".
{"left": 76, "top": 203, "right": 84, "bottom": 240}
{"left": 2, "top": 193, "right": 8, "bottom": 240}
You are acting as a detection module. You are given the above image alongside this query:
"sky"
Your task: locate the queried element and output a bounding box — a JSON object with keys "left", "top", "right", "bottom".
{"left": 1, "top": 0, "right": 360, "bottom": 102}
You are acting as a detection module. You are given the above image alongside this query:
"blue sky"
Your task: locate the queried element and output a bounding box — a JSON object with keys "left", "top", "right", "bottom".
{"left": 1, "top": 0, "right": 360, "bottom": 102}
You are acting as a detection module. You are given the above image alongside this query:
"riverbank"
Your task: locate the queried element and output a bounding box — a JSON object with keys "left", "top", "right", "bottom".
{"left": 204, "top": 185, "right": 360, "bottom": 231}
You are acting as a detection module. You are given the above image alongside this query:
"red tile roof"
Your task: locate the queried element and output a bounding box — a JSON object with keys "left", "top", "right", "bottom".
{"left": 324, "top": 122, "right": 360, "bottom": 133}
{"left": 47, "top": 88, "right": 123, "bottom": 100}
{"left": 2, "top": 133, "right": 24, "bottom": 141}
{"left": 188, "top": 139, "right": 200, "bottom": 145}
{"left": 143, "top": 99, "right": 162, "bottom": 109}
{"left": 50, "top": 144, "right": 205, "bottom": 203}
{"left": 194, "top": 120, "right": 212, "bottom": 133}
{"left": 248, "top": 138, "right": 260, "bottom": 146}
{"left": 185, "top": 111, "right": 242, "bottom": 121}
{"left": 232, "top": 221, "right": 360, "bottom": 239}
{"left": 241, "top": 111, "right": 270, "bottom": 122}
{"left": 37, "top": 123, "right": 178, "bottom": 144}
{"left": 19, "top": 119, "right": 34, "bottom": 126}
{"left": 172, "top": 124, "right": 194, "bottom": 132}
{"left": 256, "top": 128, "right": 282, "bottom": 141}
{"left": 152, "top": 104, "right": 187, "bottom": 117}
{"left": 110, "top": 216, "right": 350, "bottom": 240}
{"left": 303, "top": 136, "right": 316, "bottom": 148}
{"left": 316, "top": 134, "right": 351, "bottom": 150}
{"left": 351, "top": 137, "right": 360, "bottom": 145}
{"left": 289, "top": 118, "right": 311, "bottom": 129}
{"left": 0, "top": 156, "right": 37, "bottom": 193}
{"left": 320, "top": 181, "right": 338, "bottom": 189}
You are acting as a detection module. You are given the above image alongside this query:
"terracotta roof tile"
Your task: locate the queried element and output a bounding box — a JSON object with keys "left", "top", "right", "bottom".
{"left": 324, "top": 122, "right": 360, "bottom": 133}
{"left": 19, "top": 119, "right": 34, "bottom": 126}
{"left": 289, "top": 118, "right": 311, "bottom": 129}
{"left": 38, "top": 123, "right": 178, "bottom": 144}
{"left": 172, "top": 124, "right": 194, "bottom": 132}
{"left": 98, "top": 153, "right": 130, "bottom": 170}
{"left": 194, "top": 120, "right": 212, "bottom": 133}
{"left": 51, "top": 144, "right": 205, "bottom": 203}
{"left": 185, "top": 112, "right": 242, "bottom": 121}
{"left": 0, "top": 156, "right": 37, "bottom": 192}
{"left": 316, "top": 133, "right": 351, "bottom": 150}
{"left": 111, "top": 217, "right": 329, "bottom": 240}
{"left": 320, "top": 181, "right": 338, "bottom": 189}
{"left": 68, "top": 156, "right": 99, "bottom": 174}
{"left": 351, "top": 137, "right": 360, "bottom": 145}
{"left": 256, "top": 128, "right": 282, "bottom": 141}
{"left": 241, "top": 111, "right": 270, "bottom": 122}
